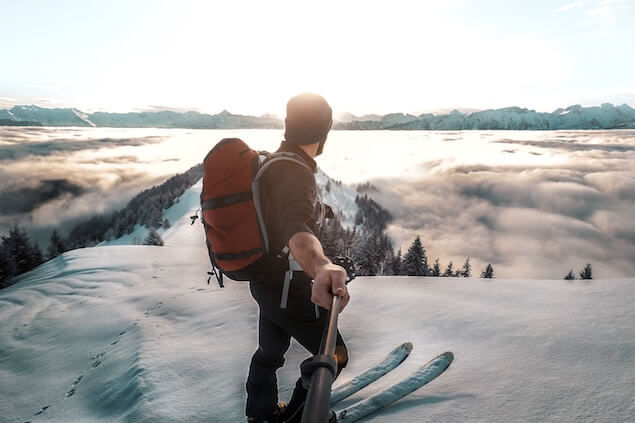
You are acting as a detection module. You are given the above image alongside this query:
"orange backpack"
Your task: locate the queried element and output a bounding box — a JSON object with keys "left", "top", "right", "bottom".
{"left": 201, "top": 138, "right": 308, "bottom": 287}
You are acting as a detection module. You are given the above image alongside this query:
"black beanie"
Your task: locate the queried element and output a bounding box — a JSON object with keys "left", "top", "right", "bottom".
{"left": 284, "top": 93, "right": 333, "bottom": 146}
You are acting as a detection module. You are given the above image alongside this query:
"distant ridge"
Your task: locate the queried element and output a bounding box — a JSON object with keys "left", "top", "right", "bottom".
{"left": 0, "top": 105, "right": 283, "bottom": 129}
{"left": 1, "top": 103, "right": 634, "bottom": 130}
{"left": 335, "top": 103, "right": 635, "bottom": 130}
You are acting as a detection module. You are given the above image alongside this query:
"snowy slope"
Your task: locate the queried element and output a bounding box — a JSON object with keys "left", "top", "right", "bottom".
{"left": 100, "top": 179, "right": 205, "bottom": 248}
{"left": 2, "top": 247, "right": 633, "bottom": 422}
{"left": 316, "top": 169, "right": 359, "bottom": 229}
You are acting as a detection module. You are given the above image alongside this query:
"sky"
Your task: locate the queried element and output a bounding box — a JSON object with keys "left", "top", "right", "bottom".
{"left": 1, "top": 0, "right": 634, "bottom": 116}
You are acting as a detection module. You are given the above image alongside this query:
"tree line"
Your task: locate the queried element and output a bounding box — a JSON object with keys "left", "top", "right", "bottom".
{"left": 316, "top": 193, "right": 496, "bottom": 278}
{"left": 564, "top": 264, "right": 593, "bottom": 280}
{"left": 0, "top": 164, "right": 203, "bottom": 289}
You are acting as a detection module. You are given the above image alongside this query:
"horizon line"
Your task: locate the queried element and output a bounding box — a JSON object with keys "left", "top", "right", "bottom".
{"left": 2, "top": 101, "right": 634, "bottom": 120}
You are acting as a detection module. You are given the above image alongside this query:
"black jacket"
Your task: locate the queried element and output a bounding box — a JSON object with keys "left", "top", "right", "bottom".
{"left": 259, "top": 141, "right": 324, "bottom": 255}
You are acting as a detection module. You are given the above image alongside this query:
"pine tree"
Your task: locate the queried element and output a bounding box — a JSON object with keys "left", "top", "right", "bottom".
{"left": 481, "top": 264, "right": 494, "bottom": 278}
{"left": 432, "top": 258, "right": 441, "bottom": 276}
{"left": 163, "top": 219, "right": 171, "bottom": 230}
{"left": 382, "top": 247, "right": 396, "bottom": 276}
{"left": 392, "top": 249, "right": 403, "bottom": 275}
{"left": 442, "top": 261, "right": 454, "bottom": 277}
{"left": 104, "top": 227, "right": 116, "bottom": 241}
{"left": 579, "top": 263, "right": 592, "bottom": 280}
{"left": 32, "top": 242, "right": 43, "bottom": 267}
{"left": 5, "top": 225, "right": 39, "bottom": 275}
{"left": 47, "top": 229, "right": 66, "bottom": 260}
{"left": 354, "top": 210, "right": 364, "bottom": 226}
{"left": 403, "top": 236, "right": 428, "bottom": 276}
{"left": 460, "top": 257, "right": 471, "bottom": 277}
{"left": 0, "top": 239, "right": 16, "bottom": 288}
{"left": 144, "top": 228, "right": 164, "bottom": 246}
{"left": 148, "top": 206, "right": 163, "bottom": 229}
{"left": 352, "top": 233, "right": 377, "bottom": 276}
{"left": 325, "top": 180, "right": 331, "bottom": 193}
{"left": 564, "top": 270, "right": 575, "bottom": 280}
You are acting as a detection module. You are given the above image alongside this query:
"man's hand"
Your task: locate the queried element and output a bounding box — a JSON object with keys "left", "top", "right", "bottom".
{"left": 312, "top": 262, "right": 350, "bottom": 313}
{"left": 288, "top": 231, "right": 352, "bottom": 313}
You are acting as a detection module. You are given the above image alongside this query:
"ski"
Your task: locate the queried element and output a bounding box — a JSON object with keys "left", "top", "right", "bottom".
{"left": 335, "top": 351, "right": 454, "bottom": 423}
{"left": 330, "top": 342, "right": 413, "bottom": 405}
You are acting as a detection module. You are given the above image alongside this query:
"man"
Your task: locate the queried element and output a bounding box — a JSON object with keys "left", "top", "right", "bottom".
{"left": 246, "top": 93, "right": 350, "bottom": 423}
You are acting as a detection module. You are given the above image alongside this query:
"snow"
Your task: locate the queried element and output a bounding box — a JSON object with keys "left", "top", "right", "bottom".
{"left": 2, "top": 175, "right": 634, "bottom": 422}
{"left": 72, "top": 109, "right": 96, "bottom": 127}
{"left": 101, "top": 180, "right": 204, "bottom": 248}
{"left": 316, "top": 169, "right": 360, "bottom": 229}
{"left": 2, "top": 248, "right": 633, "bottom": 422}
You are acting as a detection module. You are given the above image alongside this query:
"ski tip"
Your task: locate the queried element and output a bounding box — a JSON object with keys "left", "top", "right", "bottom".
{"left": 439, "top": 351, "right": 454, "bottom": 362}
{"left": 400, "top": 342, "right": 413, "bottom": 354}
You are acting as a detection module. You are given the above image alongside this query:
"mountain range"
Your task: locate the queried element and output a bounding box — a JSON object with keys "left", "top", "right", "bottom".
{"left": 1, "top": 103, "right": 634, "bottom": 130}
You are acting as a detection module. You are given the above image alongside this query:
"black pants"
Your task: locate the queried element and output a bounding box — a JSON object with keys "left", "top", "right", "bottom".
{"left": 246, "top": 255, "right": 347, "bottom": 419}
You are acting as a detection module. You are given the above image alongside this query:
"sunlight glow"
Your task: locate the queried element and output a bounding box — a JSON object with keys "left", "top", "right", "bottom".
{"left": 1, "top": 0, "right": 634, "bottom": 114}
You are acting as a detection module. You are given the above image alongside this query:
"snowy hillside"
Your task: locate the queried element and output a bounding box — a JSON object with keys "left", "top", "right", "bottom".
{"left": 316, "top": 169, "right": 360, "bottom": 229}
{"left": 2, "top": 246, "right": 633, "bottom": 422}
{"left": 1, "top": 174, "right": 634, "bottom": 422}
{"left": 0, "top": 105, "right": 93, "bottom": 127}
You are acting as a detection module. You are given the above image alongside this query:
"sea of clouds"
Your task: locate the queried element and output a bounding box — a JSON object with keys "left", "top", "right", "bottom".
{"left": 0, "top": 127, "right": 633, "bottom": 279}
{"left": 367, "top": 131, "right": 635, "bottom": 278}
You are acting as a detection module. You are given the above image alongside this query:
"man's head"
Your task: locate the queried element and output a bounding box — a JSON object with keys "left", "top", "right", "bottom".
{"left": 284, "top": 93, "right": 333, "bottom": 157}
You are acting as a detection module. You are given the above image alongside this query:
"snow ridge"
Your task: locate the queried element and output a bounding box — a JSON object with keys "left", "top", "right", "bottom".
{"left": 339, "top": 103, "right": 635, "bottom": 130}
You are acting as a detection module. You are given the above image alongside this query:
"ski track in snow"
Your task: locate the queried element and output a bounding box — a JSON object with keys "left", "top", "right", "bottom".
{"left": 1, "top": 175, "right": 634, "bottom": 422}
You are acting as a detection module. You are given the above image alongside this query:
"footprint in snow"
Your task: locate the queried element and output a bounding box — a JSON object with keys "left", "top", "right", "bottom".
{"left": 111, "top": 339, "right": 119, "bottom": 345}
{"left": 91, "top": 352, "right": 105, "bottom": 360}
{"left": 34, "top": 405, "right": 50, "bottom": 416}
{"left": 91, "top": 360, "right": 102, "bottom": 368}
{"left": 65, "top": 374, "right": 84, "bottom": 398}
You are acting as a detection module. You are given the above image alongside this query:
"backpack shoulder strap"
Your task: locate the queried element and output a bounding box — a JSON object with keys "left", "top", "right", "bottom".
{"left": 251, "top": 152, "right": 311, "bottom": 254}
{"left": 254, "top": 151, "right": 310, "bottom": 180}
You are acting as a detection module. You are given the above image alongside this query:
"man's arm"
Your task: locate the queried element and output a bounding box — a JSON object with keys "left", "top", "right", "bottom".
{"left": 288, "top": 231, "right": 350, "bottom": 313}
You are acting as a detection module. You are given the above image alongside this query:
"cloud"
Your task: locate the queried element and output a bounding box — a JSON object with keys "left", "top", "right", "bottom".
{"left": 0, "top": 135, "right": 164, "bottom": 161}
{"left": 495, "top": 139, "right": 635, "bottom": 153}
{"left": 78, "top": 156, "right": 141, "bottom": 165}
{"left": 0, "top": 179, "right": 86, "bottom": 214}
{"left": 0, "top": 130, "right": 173, "bottom": 247}
{"left": 369, "top": 157, "right": 635, "bottom": 279}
